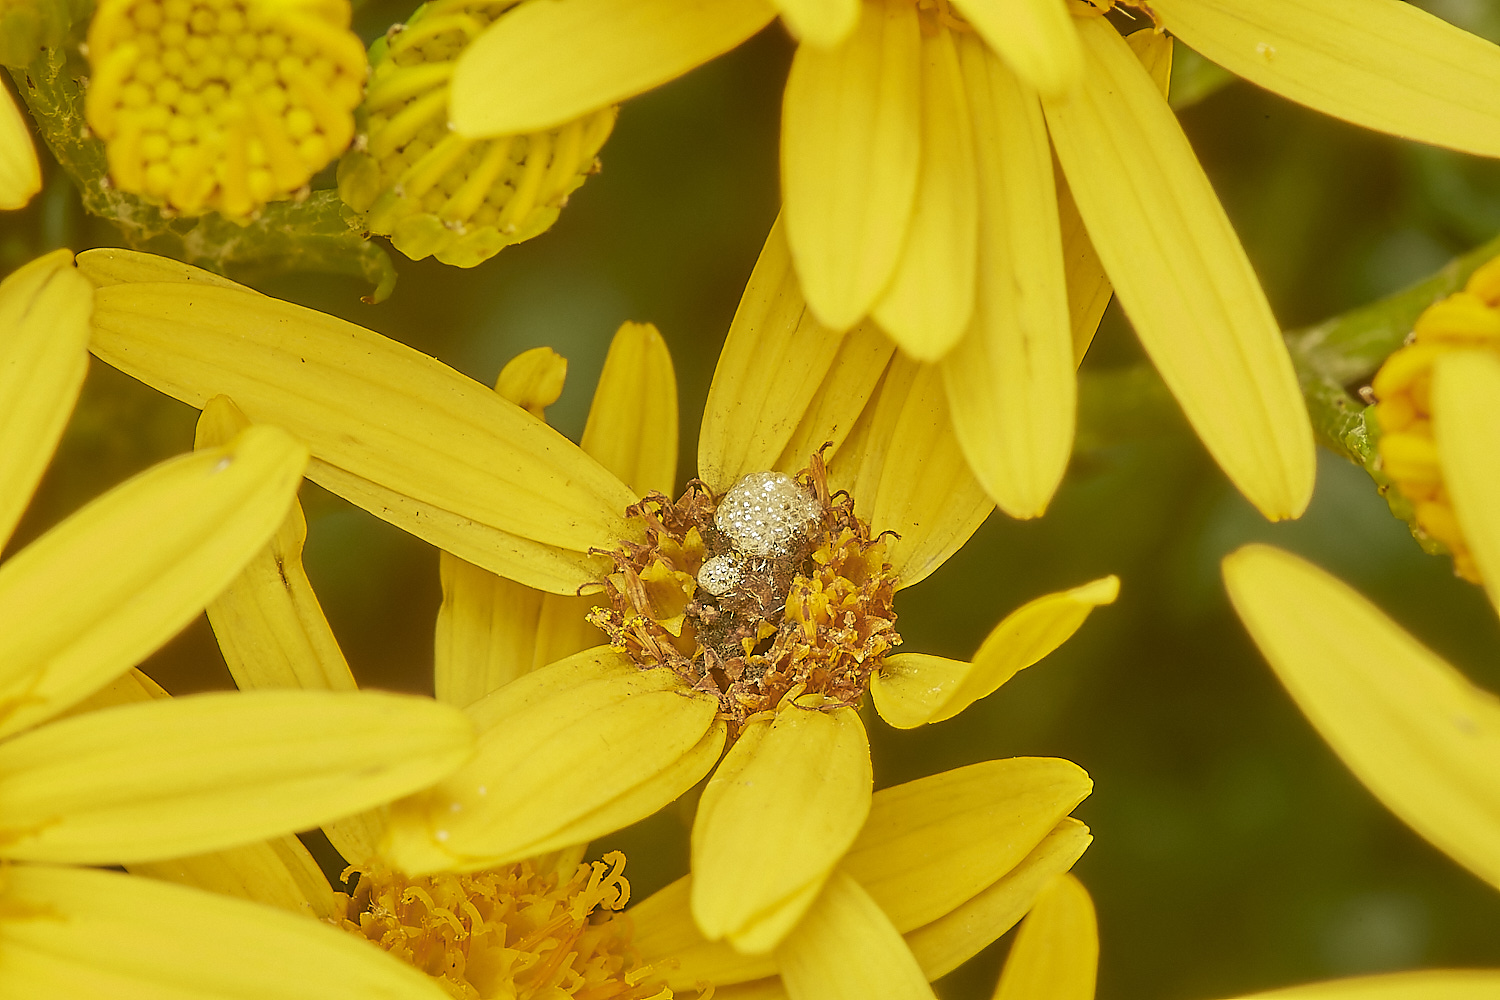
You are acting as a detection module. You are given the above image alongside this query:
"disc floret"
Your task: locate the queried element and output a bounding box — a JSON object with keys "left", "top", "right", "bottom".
{"left": 334, "top": 852, "right": 670, "bottom": 1000}
{"left": 589, "top": 457, "right": 900, "bottom": 732}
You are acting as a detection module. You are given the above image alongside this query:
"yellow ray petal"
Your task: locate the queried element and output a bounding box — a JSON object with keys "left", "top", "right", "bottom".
{"left": 77, "top": 247, "right": 249, "bottom": 289}
{"left": 632, "top": 877, "right": 780, "bottom": 990}
{"left": 992, "top": 873, "right": 1097, "bottom": 1000}
{"left": 692, "top": 701, "right": 872, "bottom": 952}
{"left": 1057, "top": 176, "right": 1110, "bottom": 365}
{"left": 1151, "top": 0, "right": 1500, "bottom": 159}
{"left": 872, "top": 27, "right": 978, "bottom": 361}
{"left": 0, "top": 864, "right": 449, "bottom": 999}
{"left": 1432, "top": 350, "right": 1500, "bottom": 614}
{"left": 309, "top": 460, "right": 609, "bottom": 594}
{"left": 1054, "top": 30, "right": 1164, "bottom": 366}
{"left": 0, "top": 250, "right": 92, "bottom": 550}
{"left": 872, "top": 576, "right": 1118, "bottom": 728}
{"left": 1042, "top": 18, "right": 1314, "bottom": 521}
{"left": 450, "top": 0, "right": 776, "bottom": 136}
{"left": 434, "top": 556, "right": 545, "bottom": 707}
{"left": 776, "top": 320, "right": 896, "bottom": 474}
{"left": 196, "top": 398, "right": 357, "bottom": 693}
{"left": 700, "top": 217, "right": 848, "bottom": 493}
{"left": 493, "top": 346, "right": 568, "bottom": 418}
{"left": 783, "top": 0, "right": 922, "bottom": 331}
{"left": 582, "top": 321, "right": 678, "bottom": 497}
{"left": 941, "top": 38, "right": 1072, "bottom": 519}
{"left": 776, "top": 871, "right": 935, "bottom": 1000}
{"left": 84, "top": 263, "right": 637, "bottom": 589}
{"left": 67, "top": 658, "right": 339, "bottom": 920}
{"left": 1125, "top": 26, "right": 1174, "bottom": 96}
{"left": 382, "top": 649, "right": 721, "bottom": 875}
{"left": 949, "top": 0, "right": 1079, "bottom": 99}
{"left": 0, "top": 689, "right": 473, "bottom": 865}
{"left": 128, "top": 835, "right": 338, "bottom": 921}
{"left": 0, "top": 82, "right": 41, "bottom": 210}
{"left": 843, "top": 758, "right": 1093, "bottom": 931}
{"left": 533, "top": 592, "right": 607, "bottom": 667}
{"left": 434, "top": 345, "right": 580, "bottom": 707}
{"left": 1223, "top": 543, "right": 1500, "bottom": 892}
{"left": 831, "top": 357, "right": 994, "bottom": 589}
{"left": 774, "top": 0, "right": 859, "bottom": 48}
{"left": 1240, "top": 970, "right": 1500, "bottom": 1000}
{"left": 636, "top": 814, "right": 1096, "bottom": 993}
{"left": 906, "top": 817, "right": 1092, "bottom": 979}
{"left": 0, "top": 426, "right": 306, "bottom": 740}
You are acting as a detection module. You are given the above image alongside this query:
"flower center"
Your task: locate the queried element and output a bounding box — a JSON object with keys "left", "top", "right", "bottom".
{"left": 84, "top": 0, "right": 366, "bottom": 217}
{"left": 588, "top": 457, "right": 901, "bottom": 733}
{"left": 333, "top": 852, "right": 672, "bottom": 1000}
{"left": 336, "top": 0, "right": 616, "bottom": 267}
{"left": 1371, "top": 256, "right": 1500, "bottom": 585}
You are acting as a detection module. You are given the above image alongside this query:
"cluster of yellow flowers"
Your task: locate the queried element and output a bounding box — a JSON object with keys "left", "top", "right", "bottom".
{"left": 2, "top": 0, "right": 1500, "bottom": 997}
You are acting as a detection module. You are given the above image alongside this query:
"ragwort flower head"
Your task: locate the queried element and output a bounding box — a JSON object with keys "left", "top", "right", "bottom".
{"left": 336, "top": 852, "right": 673, "bottom": 1000}
{"left": 0, "top": 251, "right": 476, "bottom": 999}
{"left": 1371, "top": 254, "right": 1500, "bottom": 586}
{"left": 441, "top": 0, "right": 1500, "bottom": 526}
{"left": 84, "top": 0, "right": 367, "bottom": 217}
{"left": 337, "top": 0, "right": 616, "bottom": 267}
{"left": 77, "top": 249, "right": 1117, "bottom": 959}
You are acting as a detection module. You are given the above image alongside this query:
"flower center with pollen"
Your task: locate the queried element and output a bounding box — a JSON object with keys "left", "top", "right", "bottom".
{"left": 84, "top": 0, "right": 367, "bottom": 217}
{"left": 333, "top": 852, "right": 673, "bottom": 1000}
{"left": 588, "top": 457, "right": 901, "bottom": 733}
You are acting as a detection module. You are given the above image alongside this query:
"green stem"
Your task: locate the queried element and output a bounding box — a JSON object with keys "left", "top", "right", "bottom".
{"left": 9, "top": 47, "right": 396, "bottom": 301}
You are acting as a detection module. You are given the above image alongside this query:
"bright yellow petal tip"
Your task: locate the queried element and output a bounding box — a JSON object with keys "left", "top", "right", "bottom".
{"left": 873, "top": 576, "right": 1118, "bottom": 728}
{"left": 1043, "top": 17, "right": 1314, "bottom": 522}
{"left": 991, "top": 873, "right": 1098, "bottom": 1000}
{"left": 691, "top": 701, "right": 872, "bottom": 953}
{"left": 1223, "top": 543, "right": 1500, "bottom": 893}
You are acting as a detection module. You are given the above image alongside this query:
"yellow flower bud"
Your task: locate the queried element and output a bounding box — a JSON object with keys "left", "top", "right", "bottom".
{"left": 85, "top": 0, "right": 367, "bottom": 218}
{"left": 1371, "top": 262, "right": 1500, "bottom": 585}
{"left": 338, "top": 0, "right": 615, "bottom": 268}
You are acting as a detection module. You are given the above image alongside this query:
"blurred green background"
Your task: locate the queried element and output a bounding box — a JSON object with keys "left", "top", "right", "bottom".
{"left": 6, "top": 1, "right": 1500, "bottom": 996}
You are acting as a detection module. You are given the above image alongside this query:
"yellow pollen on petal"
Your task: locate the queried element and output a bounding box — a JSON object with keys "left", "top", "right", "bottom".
{"left": 84, "top": 0, "right": 366, "bottom": 218}
{"left": 335, "top": 0, "right": 617, "bottom": 267}
{"left": 1371, "top": 264, "right": 1500, "bottom": 585}
{"left": 333, "top": 852, "right": 677, "bottom": 1000}
{"left": 588, "top": 455, "right": 900, "bottom": 736}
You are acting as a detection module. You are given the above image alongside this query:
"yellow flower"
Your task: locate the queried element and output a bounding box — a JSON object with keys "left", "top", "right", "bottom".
{"left": 453, "top": 1, "right": 1498, "bottom": 521}
{"left": 0, "top": 80, "right": 40, "bottom": 210}
{"left": 84, "top": 0, "right": 367, "bottom": 217}
{"left": 1216, "top": 356, "right": 1500, "bottom": 998}
{"left": 334, "top": 852, "right": 675, "bottom": 1000}
{"left": 337, "top": 0, "right": 617, "bottom": 267}
{"left": 76, "top": 246, "right": 1117, "bottom": 957}
{"left": 0, "top": 250, "right": 478, "bottom": 997}
{"left": 629, "top": 758, "right": 1094, "bottom": 1000}
{"left": 1370, "top": 255, "right": 1500, "bottom": 586}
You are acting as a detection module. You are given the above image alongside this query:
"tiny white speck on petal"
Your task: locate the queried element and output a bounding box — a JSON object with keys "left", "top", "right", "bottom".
{"left": 435, "top": 829, "right": 451, "bottom": 842}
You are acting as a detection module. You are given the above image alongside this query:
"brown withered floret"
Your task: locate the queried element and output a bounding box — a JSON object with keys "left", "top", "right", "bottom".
{"left": 587, "top": 455, "right": 900, "bottom": 735}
